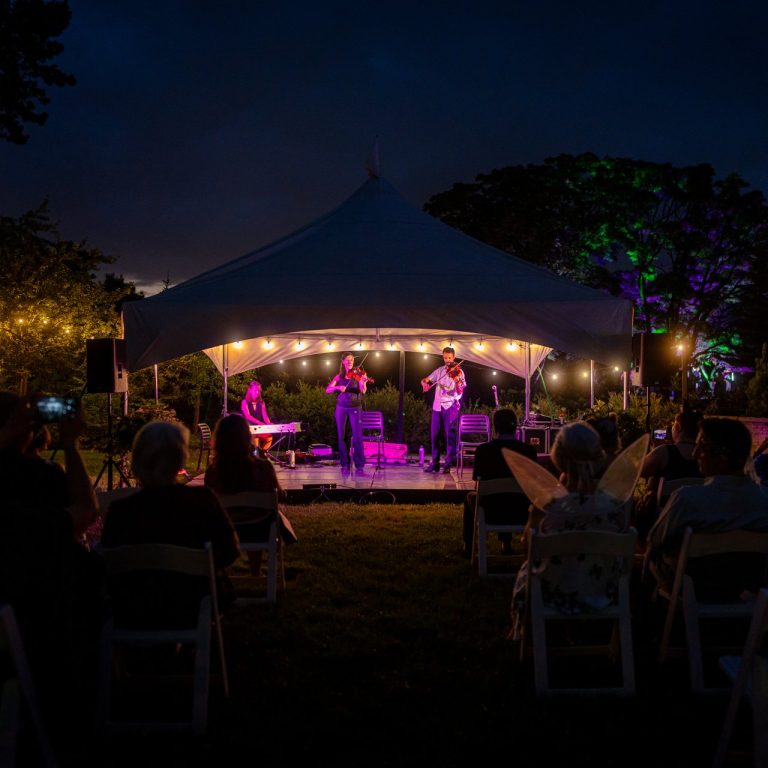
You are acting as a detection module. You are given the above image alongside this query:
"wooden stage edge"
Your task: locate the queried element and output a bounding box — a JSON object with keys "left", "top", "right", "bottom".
{"left": 276, "top": 459, "right": 472, "bottom": 505}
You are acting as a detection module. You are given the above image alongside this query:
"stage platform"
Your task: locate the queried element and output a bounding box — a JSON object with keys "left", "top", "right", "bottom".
{"left": 190, "top": 458, "right": 476, "bottom": 504}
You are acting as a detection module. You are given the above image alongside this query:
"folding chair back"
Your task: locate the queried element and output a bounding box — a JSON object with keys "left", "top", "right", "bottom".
{"left": 472, "top": 477, "right": 528, "bottom": 577}
{"left": 658, "top": 527, "right": 768, "bottom": 693}
{"left": 457, "top": 414, "right": 491, "bottom": 478}
{"left": 526, "top": 528, "right": 637, "bottom": 696}
{"left": 197, "top": 423, "right": 213, "bottom": 472}
{"left": 656, "top": 476, "right": 705, "bottom": 507}
{"left": 96, "top": 541, "right": 228, "bottom": 735}
{"left": 0, "top": 604, "right": 58, "bottom": 767}
{"left": 216, "top": 491, "right": 284, "bottom": 603}
{"left": 360, "top": 411, "right": 385, "bottom": 467}
{"left": 714, "top": 588, "right": 768, "bottom": 767}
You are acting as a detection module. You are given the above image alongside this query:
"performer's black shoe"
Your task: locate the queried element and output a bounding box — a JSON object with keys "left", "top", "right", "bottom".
{"left": 423, "top": 465, "right": 439, "bottom": 473}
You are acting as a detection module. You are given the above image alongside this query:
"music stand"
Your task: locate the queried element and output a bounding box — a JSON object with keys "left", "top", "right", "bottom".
{"left": 93, "top": 392, "right": 131, "bottom": 490}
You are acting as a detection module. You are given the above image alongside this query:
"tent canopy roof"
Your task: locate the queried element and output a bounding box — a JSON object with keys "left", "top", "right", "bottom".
{"left": 122, "top": 176, "right": 633, "bottom": 372}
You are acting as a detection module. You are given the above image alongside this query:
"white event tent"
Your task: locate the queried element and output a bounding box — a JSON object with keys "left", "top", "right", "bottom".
{"left": 122, "top": 174, "right": 634, "bottom": 415}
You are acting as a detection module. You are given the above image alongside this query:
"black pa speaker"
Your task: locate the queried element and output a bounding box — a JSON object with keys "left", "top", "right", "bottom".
{"left": 631, "top": 333, "right": 678, "bottom": 387}
{"left": 86, "top": 338, "right": 128, "bottom": 393}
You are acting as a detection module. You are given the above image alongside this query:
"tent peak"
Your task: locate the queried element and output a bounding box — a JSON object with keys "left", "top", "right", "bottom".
{"left": 364, "top": 137, "right": 380, "bottom": 178}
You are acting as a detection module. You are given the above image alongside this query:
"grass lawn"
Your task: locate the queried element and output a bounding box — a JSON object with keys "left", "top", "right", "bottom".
{"left": 97, "top": 502, "right": 736, "bottom": 768}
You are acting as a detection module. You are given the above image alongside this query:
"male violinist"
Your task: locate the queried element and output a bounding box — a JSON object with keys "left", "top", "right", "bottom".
{"left": 421, "top": 346, "right": 466, "bottom": 474}
{"left": 241, "top": 379, "right": 273, "bottom": 455}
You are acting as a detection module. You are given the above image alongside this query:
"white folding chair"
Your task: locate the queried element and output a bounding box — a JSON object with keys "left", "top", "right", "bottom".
{"left": 526, "top": 528, "right": 637, "bottom": 696}
{"left": 656, "top": 527, "right": 768, "bottom": 693}
{"left": 196, "top": 423, "right": 213, "bottom": 472}
{"left": 714, "top": 588, "right": 768, "bottom": 768}
{"left": 471, "top": 477, "right": 528, "bottom": 578}
{"left": 360, "top": 411, "right": 385, "bottom": 468}
{"left": 656, "top": 476, "right": 705, "bottom": 508}
{"left": 0, "top": 604, "right": 58, "bottom": 767}
{"left": 216, "top": 491, "right": 285, "bottom": 603}
{"left": 457, "top": 414, "right": 491, "bottom": 478}
{"left": 96, "top": 541, "right": 228, "bottom": 735}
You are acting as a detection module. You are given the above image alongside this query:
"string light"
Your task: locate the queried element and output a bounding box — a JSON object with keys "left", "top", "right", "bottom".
{"left": 418, "top": 341, "right": 425, "bottom": 351}
{"left": 375, "top": 351, "right": 380, "bottom": 357}
{"left": 265, "top": 338, "right": 273, "bottom": 349}
{"left": 475, "top": 340, "right": 484, "bottom": 351}
{"left": 326, "top": 341, "right": 333, "bottom": 350}
{"left": 356, "top": 341, "right": 363, "bottom": 350}
{"left": 301, "top": 360, "right": 307, "bottom": 366}
{"left": 551, "top": 373, "right": 559, "bottom": 380}
{"left": 507, "top": 342, "right": 518, "bottom": 352}
{"left": 388, "top": 341, "right": 395, "bottom": 350}
{"left": 296, "top": 339, "right": 304, "bottom": 350}
{"left": 492, "top": 370, "right": 497, "bottom": 376}
{"left": 423, "top": 354, "right": 428, "bottom": 359}
{"left": 582, "top": 371, "right": 589, "bottom": 378}
{"left": 232, "top": 341, "right": 242, "bottom": 349}
{"left": 325, "top": 359, "right": 331, "bottom": 366}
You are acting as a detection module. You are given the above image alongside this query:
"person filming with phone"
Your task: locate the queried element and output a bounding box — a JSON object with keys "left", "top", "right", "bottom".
{"left": 0, "top": 391, "right": 102, "bottom": 762}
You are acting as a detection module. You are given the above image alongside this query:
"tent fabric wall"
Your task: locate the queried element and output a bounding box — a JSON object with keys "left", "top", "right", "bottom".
{"left": 122, "top": 176, "right": 633, "bottom": 373}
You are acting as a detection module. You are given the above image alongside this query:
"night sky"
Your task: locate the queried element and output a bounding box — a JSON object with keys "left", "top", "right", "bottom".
{"left": 3, "top": 1, "right": 768, "bottom": 295}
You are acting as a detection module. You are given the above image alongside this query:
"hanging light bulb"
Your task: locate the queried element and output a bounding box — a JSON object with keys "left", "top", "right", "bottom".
{"left": 507, "top": 342, "right": 518, "bottom": 352}
{"left": 296, "top": 339, "right": 304, "bottom": 350}
{"left": 265, "top": 338, "right": 273, "bottom": 350}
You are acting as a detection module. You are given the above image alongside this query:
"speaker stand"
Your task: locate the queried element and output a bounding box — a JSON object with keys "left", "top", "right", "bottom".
{"left": 93, "top": 392, "right": 132, "bottom": 490}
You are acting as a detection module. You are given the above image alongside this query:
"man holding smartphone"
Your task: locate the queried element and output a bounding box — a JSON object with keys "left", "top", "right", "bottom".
{"left": 0, "top": 391, "right": 101, "bottom": 762}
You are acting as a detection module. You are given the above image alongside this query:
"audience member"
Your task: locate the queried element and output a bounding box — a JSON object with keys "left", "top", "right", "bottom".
{"left": 0, "top": 392, "right": 101, "bottom": 765}
{"left": 636, "top": 405, "right": 703, "bottom": 540}
{"left": 753, "top": 436, "right": 768, "bottom": 485}
{"left": 101, "top": 421, "right": 240, "bottom": 622}
{"left": 204, "top": 413, "right": 297, "bottom": 574}
{"left": 586, "top": 413, "right": 622, "bottom": 474}
{"left": 506, "top": 422, "right": 638, "bottom": 640}
{"left": 461, "top": 408, "right": 537, "bottom": 558}
{"left": 646, "top": 417, "right": 768, "bottom": 590}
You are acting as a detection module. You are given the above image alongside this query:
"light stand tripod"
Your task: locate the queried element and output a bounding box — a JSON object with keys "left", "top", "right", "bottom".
{"left": 93, "top": 392, "right": 131, "bottom": 490}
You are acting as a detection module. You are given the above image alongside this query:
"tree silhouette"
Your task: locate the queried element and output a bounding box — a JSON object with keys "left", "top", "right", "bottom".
{"left": 0, "top": 0, "right": 75, "bottom": 144}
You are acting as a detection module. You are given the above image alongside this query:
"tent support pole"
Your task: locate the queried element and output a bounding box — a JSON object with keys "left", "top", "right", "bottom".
{"left": 590, "top": 359, "right": 595, "bottom": 408}
{"left": 524, "top": 342, "right": 531, "bottom": 423}
{"left": 222, "top": 344, "right": 229, "bottom": 417}
{"left": 623, "top": 370, "right": 629, "bottom": 410}
{"left": 397, "top": 351, "right": 405, "bottom": 444}
{"left": 153, "top": 364, "right": 159, "bottom": 404}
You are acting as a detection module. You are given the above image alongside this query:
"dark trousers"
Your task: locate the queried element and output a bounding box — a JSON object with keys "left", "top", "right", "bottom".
{"left": 429, "top": 402, "right": 460, "bottom": 468}
{"left": 336, "top": 405, "right": 365, "bottom": 469}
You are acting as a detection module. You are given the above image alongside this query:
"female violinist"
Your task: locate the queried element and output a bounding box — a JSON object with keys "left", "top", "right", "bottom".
{"left": 326, "top": 352, "right": 369, "bottom": 475}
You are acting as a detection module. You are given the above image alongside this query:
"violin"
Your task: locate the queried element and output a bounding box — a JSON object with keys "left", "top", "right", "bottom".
{"left": 446, "top": 361, "right": 464, "bottom": 381}
{"left": 345, "top": 367, "right": 374, "bottom": 384}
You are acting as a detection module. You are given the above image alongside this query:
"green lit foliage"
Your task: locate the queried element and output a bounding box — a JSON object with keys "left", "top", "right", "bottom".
{"left": 425, "top": 154, "right": 768, "bottom": 373}
{"left": 0, "top": 203, "right": 138, "bottom": 394}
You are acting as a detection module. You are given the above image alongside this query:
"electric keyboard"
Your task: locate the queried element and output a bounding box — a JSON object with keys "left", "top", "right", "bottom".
{"left": 249, "top": 422, "right": 302, "bottom": 435}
